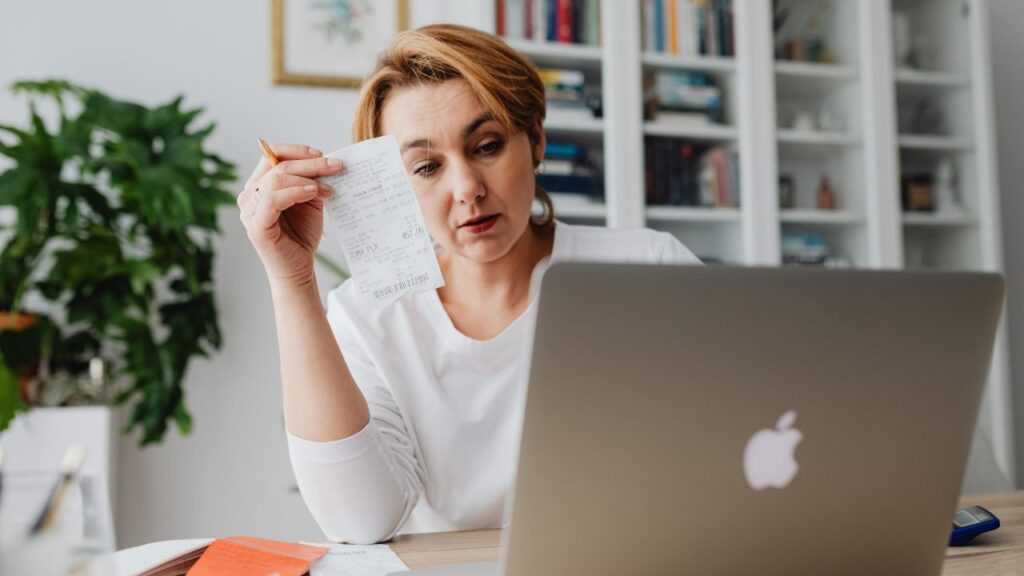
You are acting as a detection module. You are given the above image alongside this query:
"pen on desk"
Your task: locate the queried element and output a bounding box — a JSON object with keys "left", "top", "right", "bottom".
{"left": 258, "top": 137, "right": 280, "bottom": 167}
{"left": 29, "top": 444, "right": 85, "bottom": 536}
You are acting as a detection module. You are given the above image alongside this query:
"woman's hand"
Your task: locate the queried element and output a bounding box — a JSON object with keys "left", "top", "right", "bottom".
{"left": 238, "top": 143, "right": 343, "bottom": 288}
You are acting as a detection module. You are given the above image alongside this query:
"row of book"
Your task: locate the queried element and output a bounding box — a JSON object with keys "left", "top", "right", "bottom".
{"left": 643, "top": 69, "right": 724, "bottom": 124}
{"left": 645, "top": 140, "right": 739, "bottom": 207}
{"left": 642, "top": 0, "right": 735, "bottom": 57}
{"left": 539, "top": 67, "right": 601, "bottom": 120}
{"left": 536, "top": 142, "right": 604, "bottom": 199}
{"left": 496, "top": 0, "right": 601, "bottom": 45}
{"left": 781, "top": 233, "right": 830, "bottom": 266}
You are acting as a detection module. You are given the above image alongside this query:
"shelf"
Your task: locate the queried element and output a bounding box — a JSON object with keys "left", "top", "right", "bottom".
{"left": 544, "top": 112, "right": 604, "bottom": 135}
{"left": 774, "top": 60, "right": 857, "bottom": 81}
{"left": 549, "top": 194, "right": 606, "bottom": 219}
{"left": 643, "top": 122, "right": 737, "bottom": 141}
{"left": 645, "top": 206, "right": 741, "bottom": 222}
{"left": 898, "top": 135, "right": 973, "bottom": 151}
{"left": 902, "top": 212, "right": 977, "bottom": 227}
{"left": 641, "top": 52, "right": 736, "bottom": 73}
{"left": 504, "top": 39, "right": 602, "bottom": 63}
{"left": 777, "top": 130, "right": 860, "bottom": 147}
{"left": 894, "top": 68, "right": 968, "bottom": 88}
{"left": 780, "top": 210, "right": 863, "bottom": 225}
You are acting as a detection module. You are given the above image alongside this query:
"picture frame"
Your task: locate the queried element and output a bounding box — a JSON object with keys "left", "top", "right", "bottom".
{"left": 271, "top": 0, "right": 410, "bottom": 88}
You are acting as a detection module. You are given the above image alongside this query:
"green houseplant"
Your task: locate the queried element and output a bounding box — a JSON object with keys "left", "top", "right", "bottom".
{"left": 0, "top": 79, "right": 236, "bottom": 444}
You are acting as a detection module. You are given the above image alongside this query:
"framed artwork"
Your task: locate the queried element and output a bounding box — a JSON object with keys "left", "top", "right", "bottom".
{"left": 272, "top": 0, "right": 410, "bottom": 88}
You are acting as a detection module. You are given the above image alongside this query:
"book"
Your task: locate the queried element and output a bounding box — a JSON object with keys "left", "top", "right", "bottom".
{"left": 654, "top": 0, "right": 665, "bottom": 52}
{"left": 641, "top": 0, "right": 732, "bottom": 56}
{"left": 782, "top": 233, "right": 830, "bottom": 266}
{"left": 557, "top": 0, "right": 572, "bottom": 42}
{"left": 541, "top": 158, "right": 576, "bottom": 175}
{"left": 586, "top": 0, "right": 600, "bottom": 45}
{"left": 545, "top": 142, "right": 586, "bottom": 160}
{"left": 532, "top": 0, "right": 548, "bottom": 41}
{"left": 547, "top": 0, "right": 558, "bottom": 41}
{"left": 505, "top": 0, "right": 526, "bottom": 39}
{"left": 645, "top": 139, "right": 738, "bottom": 207}
{"left": 538, "top": 67, "right": 585, "bottom": 104}
{"left": 667, "top": 0, "right": 678, "bottom": 54}
{"left": 642, "top": 0, "right": 655, "bottom": 51}
{"left": 678, "top": 0, "right": 696, "bottom": 56}
{"left": 645, "top": 70, "right": 724, "bottom": 122}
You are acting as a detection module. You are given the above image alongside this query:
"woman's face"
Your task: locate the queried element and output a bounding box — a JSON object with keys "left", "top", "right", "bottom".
{"left": 381, "top": 79, "right": 543, "bottom": 264}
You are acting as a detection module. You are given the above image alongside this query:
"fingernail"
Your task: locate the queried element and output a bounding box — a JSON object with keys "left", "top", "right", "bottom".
{"left": 319, "top": 184, "right": 334, "bottom": 196}
{"left": 308, "top": 147, "right": 323, "bottom": 156}
{"left": 326, "top": 158, "right": 343, "bottom": 168}
{"left": 304, "top": 184, "right": 317, "bottom": 192}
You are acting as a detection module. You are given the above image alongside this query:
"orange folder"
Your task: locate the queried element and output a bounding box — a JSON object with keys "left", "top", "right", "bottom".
{"left": 186, "top": 536, "right": 328, "bottom": 576}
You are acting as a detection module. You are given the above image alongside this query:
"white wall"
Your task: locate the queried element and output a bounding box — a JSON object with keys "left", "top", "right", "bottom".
{"left": 0, "top": 0, "right": 488, "bottom": 547}
{"left": 989, "top": 0, "right": 1024, "bottom": 487}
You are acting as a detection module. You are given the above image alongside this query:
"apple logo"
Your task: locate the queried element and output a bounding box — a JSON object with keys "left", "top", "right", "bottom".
{"left": 743, "top": 409, "right": 803, "bottom": 490}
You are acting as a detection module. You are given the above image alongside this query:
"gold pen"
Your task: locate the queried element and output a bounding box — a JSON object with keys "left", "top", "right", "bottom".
{"left": 258, "top": 137, "right": 280, "bottom": 167}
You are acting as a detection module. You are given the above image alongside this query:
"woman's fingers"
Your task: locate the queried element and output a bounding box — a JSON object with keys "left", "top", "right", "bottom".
{"left": 272, "top": 156, "right": 345, "bottom": 179}
{"left": 245, "top": 143, "right": 325, "bottom": 188}
{"left": 249, "top": 183, "right": 330, "bottom": 234}
{"left": 239, "top": 174, "right": 331, "bottom": 211}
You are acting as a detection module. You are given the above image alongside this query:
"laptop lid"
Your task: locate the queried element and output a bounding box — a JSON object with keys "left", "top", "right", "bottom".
{"left": 500, "top": 264, "right": 1003, "bottom": 576}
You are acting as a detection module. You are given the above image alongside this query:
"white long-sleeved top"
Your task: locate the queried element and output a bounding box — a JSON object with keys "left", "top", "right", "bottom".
{"left": 286, "top": 221, "right": 701, "bottom": 543}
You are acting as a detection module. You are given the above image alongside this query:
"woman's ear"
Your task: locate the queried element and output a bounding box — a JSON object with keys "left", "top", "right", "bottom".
{"left": 531, "top": 120, "right": 547, "bottom": 166}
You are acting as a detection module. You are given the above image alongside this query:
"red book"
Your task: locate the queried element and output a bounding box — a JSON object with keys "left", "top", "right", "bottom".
{"left": 497, "top": 0, "right": 506, "bottom": 36}
{"left": 557, "top": 0, "right": 572, "bottom": 43}
{"left": 525, "top": 0, "right": 533, "bottom": 38}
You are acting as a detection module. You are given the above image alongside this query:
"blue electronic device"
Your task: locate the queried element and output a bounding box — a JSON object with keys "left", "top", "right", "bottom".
{"left": 950, "top": 505, "right": 1000, "bottom": 546}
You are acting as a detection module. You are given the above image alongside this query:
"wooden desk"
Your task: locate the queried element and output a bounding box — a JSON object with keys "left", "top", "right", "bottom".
{"left": 390, "top": 491, "right": 1024, "bottom": 574}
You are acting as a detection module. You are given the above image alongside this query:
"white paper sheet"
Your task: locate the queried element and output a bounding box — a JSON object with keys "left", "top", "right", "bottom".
{"left": 106, "top": 538, "right": 212, "bottom": 575}
{"left": 319, "top": 135, "right": 445, "bottom": 306}
{"left": 306, "top": 541, "right": 409, "bottom": 576}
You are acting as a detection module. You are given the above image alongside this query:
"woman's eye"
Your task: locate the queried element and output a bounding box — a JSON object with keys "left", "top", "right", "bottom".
{"left": 477, "top": 140, "right": 503, "bottom": 155}
{"left": 414, "top": 162, "right": 439, "bottom": 177}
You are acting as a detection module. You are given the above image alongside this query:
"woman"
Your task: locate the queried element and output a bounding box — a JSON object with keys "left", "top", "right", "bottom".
{"left": 237, "top": 24, "right": 700, "bottom": 544}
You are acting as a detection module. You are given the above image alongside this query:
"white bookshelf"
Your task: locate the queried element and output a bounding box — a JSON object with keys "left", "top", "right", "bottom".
{"left": 774, "top": 60, "right": 858, "bottom": 80}
{"left": 646, "top": 205, "right": 743, "bottom": 223}
{"left": 780, "top": 209, "right": 863, "bottom": 225}
{"left": 642, "top": 122, "right": 738, "bottom": 141}
{"left": 485, "top": 0, "right": 1013, "bottom": 484}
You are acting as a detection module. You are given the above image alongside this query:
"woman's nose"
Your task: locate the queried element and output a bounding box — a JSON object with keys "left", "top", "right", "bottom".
{"left": 448, "top": 159, "right": 486, "bottom": 205}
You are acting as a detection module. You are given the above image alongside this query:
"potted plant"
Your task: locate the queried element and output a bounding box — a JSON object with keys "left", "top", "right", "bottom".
{"left": 0, "top": 79, "right": 236, "bottom": 447}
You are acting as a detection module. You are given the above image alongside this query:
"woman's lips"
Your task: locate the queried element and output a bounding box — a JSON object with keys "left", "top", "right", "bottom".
{"left": 462, "top": 214, "right": 499, "bottom": 234}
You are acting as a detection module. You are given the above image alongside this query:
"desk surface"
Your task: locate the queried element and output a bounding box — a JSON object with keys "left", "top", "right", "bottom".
{"left": 389, "top": 491, "right": 1024, "bottom": 575}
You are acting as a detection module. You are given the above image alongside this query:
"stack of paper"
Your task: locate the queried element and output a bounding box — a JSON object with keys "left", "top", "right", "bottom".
{"left": 92, "top": 536, "right": 409, "bottom": 576}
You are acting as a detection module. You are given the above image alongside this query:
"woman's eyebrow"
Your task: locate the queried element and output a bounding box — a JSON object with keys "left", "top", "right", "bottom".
{"left": 462, "top": 114, "right": 494, "bottom": 138}
{"left": 399, "top": 114, "right": 496, "bottom": 155}
{"left": 401, "top": 138, "right": 430, "bottom": 155}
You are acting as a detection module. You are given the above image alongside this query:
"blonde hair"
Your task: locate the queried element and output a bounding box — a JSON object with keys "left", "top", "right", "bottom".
{"left": 353, "top": 24, "right": 554, "bottom": 228}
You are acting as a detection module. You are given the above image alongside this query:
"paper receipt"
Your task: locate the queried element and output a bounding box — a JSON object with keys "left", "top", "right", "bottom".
{"left": 318, "top": 135, "right": 445, "bottom": 305}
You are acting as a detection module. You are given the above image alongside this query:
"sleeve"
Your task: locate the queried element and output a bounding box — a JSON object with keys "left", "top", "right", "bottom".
{"left": 656, "top": 231, "right": 704, "bottom": 265}
{"left": 285, "top": 286, "right": 425, "bottom": 544}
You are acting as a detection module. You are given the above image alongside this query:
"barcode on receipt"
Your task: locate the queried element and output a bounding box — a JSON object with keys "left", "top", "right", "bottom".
{"left": 374, "top": 273, "right": 431, "bottom": 299}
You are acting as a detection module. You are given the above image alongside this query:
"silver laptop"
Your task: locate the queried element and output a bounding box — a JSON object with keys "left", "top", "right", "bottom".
{"left": 400, "top": 264, "right": 1004, "bottom": 576}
